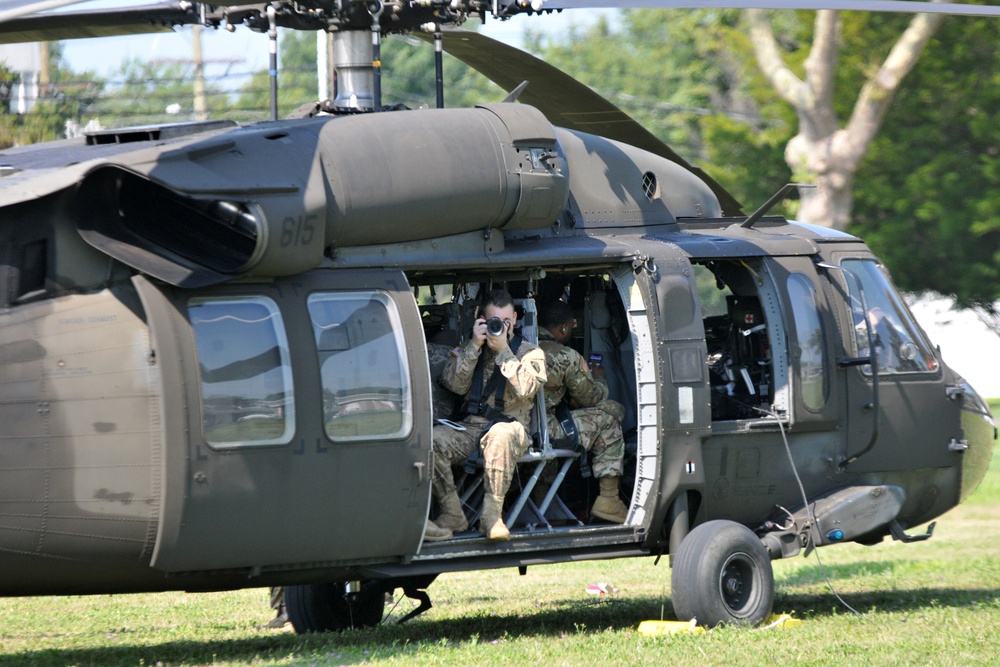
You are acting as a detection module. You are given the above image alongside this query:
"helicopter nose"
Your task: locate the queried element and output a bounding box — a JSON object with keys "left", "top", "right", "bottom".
{"left": 957, "top": 382, "right": 996, "bottom": 503}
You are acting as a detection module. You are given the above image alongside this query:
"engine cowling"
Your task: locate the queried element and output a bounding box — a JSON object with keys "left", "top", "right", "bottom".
{"left": 74, "top": 104, "right": 568, "bottom": 287}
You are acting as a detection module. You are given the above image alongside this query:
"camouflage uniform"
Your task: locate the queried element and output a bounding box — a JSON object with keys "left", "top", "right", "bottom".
{"left": 432, "top": 339, "right": 547, "bottom": 503}
{"left": 428, "top": 342, "right": 461, "bottom": 421}
{"left": 538, "top": 327, "right": 625, "bottom": 479}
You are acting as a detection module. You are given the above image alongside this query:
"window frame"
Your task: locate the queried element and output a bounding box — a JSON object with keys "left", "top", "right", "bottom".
{"left": 841, "top": 259, "right": 938, "bottom": 377}
{"left": 188, "top": 295, "right": 296, "bottom": 449}
{"left": 307, "top": 289, "right": 414, "bottom": 444}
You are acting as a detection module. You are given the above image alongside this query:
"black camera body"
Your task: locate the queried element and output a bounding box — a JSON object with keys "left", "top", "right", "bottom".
{"left": 485, "top": 317, "right": 506, "bottom": 337}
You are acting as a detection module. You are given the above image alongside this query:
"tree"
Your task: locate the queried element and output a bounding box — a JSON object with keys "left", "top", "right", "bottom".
{"left": 0, "top": 42, "right": 103, "bottom": 147}
{"left": 530, "top": 9, "right": 1000, "bottom": 313}
{"left": 851, "top": 15, "right": 1000, "bottom": 312}
{"left": 747, "top": 7, "right": 947, "bottom": 231}
{"left": 235, "top": 30, "right": 500, "bottom": 118}
{"left": 527, "top": 10, "right": 795, "bottom": 214}
{"left": 90, "top": 57, "right": 228, "bottom": 127}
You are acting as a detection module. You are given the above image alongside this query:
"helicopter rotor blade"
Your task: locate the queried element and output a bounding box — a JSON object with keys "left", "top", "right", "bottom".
{"left": 423, "top": 27, "right": 744, "bottom": 215}
{"left": 0, "top": 0, "right": 93, "bottom": 23}
{"left": 537, "top": 0, "right": 1000, "bottom": 17}
{"left": 0, "top": 1, "right": 204, "bottom": 43}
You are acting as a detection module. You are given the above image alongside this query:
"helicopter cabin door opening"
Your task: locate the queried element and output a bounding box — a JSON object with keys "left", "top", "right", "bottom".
{"left": 137, "top": 268, "right": 432, "bottom": 574}
{"left": 693, "top": 259, "right": 788, "bottom": 426}
{"left": 411, "top": 263, "right": 661, "bottom": 545}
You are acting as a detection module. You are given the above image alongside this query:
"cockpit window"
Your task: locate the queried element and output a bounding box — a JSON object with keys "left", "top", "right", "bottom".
{"left": 308, "top": 291, "right": 412, "bottom": 442}
{"left": 189, "top": 296, "right": 295, "bottom": 447}
{"left": 842, "top": 259, "right": 938, "bottom": 375}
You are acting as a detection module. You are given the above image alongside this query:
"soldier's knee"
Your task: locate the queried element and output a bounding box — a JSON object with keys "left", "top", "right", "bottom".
{"left": 596, "top": 399, "right": 625, "bottom": 422}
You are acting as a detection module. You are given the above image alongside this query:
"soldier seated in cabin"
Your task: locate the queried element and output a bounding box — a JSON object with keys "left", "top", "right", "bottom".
{"left": 425, "top": 289, "right": 547, "bottom": 542}
{"left": 537, "top": 301, "right": 628, "bottom": 523}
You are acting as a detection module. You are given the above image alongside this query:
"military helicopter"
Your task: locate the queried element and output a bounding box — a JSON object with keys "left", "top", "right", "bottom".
{"left": 0, "top": 0, "right": 995, "bottom": 631}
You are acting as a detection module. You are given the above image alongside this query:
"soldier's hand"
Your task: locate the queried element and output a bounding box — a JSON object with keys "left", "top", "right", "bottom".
{"left": 583, "top": 357, "right": 606, "bottom": 379}
{"left": 472, "top": 318, "right": 488, "bottom": 348}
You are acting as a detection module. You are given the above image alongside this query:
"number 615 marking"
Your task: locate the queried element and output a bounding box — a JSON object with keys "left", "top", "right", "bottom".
{"left": 280, "top": 214, "right": 318, "bottom": 247}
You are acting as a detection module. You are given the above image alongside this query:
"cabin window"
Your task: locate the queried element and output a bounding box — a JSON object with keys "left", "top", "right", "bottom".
{"left": 787, "top": 273, "right": 827, "bottom": 410}
{"left": 308, "top": 291, "right": 413, "bottom": 442}
{"left": 842, "top": 259, "right": 938, "bottom": 375}
{"left": 189, "top": 296, "right": 295, "bottom": 447}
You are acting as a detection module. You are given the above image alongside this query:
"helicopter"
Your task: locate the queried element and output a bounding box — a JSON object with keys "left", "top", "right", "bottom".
{"left": 0, "top": 0, "right": 995, "bottom": 631}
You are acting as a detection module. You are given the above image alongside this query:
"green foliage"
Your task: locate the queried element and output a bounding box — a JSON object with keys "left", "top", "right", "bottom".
{"left": 853, "top": 17, "right": 1000, "bottom": 309}
{"left": 527, "top": 10, "right": 801, "bottom": 214}
{"left": 531, "top": 10, "right": 1000, "bottom": 307}
{"left": 0, "top": 42, "right": 103, "bottom": 148}
{"left": 233, "top": 30, "right": 501, "bottom": 117}
{"left": 90, "top": 57, "right": 228, "bottom": 127}
{"left": 382, "top": 35, "right": 502, "bottom": 109}
{"left": 233, "top": 30, "right": 321, "bottom": 119}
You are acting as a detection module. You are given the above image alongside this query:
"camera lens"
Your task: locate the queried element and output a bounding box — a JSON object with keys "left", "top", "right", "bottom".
{"left": 486, "top": 317, "right": 505, "bottom": 336}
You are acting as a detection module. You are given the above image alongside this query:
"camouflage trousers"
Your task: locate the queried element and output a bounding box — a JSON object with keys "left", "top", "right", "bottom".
{"left": 432, "top": 415, "right": 530, "bottom": 501}
{"left": 546, "top": 399, "right": 625, "bottom": 478}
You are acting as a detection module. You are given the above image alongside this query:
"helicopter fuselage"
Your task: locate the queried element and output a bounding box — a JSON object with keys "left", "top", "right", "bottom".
{"left": 0, "top": 104, "right": 992, "bottom": 604}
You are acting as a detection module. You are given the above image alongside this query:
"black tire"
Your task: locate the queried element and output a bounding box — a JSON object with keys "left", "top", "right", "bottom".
{"left": 285, "top": 581, "right": 386, "bottom": 633}
{"left": 671, "top": 519, "right": 774, "bottom": 627}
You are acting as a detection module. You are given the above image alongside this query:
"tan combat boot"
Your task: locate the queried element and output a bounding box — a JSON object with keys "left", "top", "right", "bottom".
{"left": 423, "top": 518, "right": 453, "bottom": 542}
{"left": 480, "top": 495, "right": 510, "bottom": 541}
{"left": 590, "top": 476, "right": 628, "bottom": 524}
{"left": 435, "top": 490, "right": 469, "bottom": 533}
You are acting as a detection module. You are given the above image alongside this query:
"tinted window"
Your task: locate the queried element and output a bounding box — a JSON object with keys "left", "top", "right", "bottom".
{"left": 189, "top": 297, "right": 295, "bottom": 447}
{"left": 308, "top": 292, "right": 412, "bottom": 441}
{"left": 787, "top": 274, "right": 826, "bottom": 410}
{"left": 843, "top": 259, "right": 938, "bottom": 375}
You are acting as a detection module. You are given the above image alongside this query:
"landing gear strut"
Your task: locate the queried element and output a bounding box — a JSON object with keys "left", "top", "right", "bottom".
{"left": 286, "top": 575, "right": 437, "bottom": 633}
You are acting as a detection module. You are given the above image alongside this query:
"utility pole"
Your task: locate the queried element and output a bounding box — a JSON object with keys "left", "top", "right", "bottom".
{"left": 38, "top": 42, "right": 50, "bottom": 88}
{"left": 192, "top": 24, "right": 207, "bottom": 121}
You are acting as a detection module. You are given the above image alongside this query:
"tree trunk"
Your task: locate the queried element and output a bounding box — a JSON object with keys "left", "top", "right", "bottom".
{"left": 747, "top": 7, "right": 944, "bottom": 230}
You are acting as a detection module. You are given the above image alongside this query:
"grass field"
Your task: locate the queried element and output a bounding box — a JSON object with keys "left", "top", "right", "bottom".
{"left": 2, "top": 409, "right": 998, "bottom": 666}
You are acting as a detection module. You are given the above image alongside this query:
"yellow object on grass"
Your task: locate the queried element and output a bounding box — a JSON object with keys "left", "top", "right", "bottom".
{"left": 637, "top": 619, "right": 705, "bottom": 635}
{"left": 637, "top": 613, "right": 802, "bottom": 635}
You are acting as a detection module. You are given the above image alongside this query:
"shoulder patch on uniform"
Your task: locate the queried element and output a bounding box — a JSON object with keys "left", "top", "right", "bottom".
{"left": 451, "top": 347, "right": 462, "bottom": 357}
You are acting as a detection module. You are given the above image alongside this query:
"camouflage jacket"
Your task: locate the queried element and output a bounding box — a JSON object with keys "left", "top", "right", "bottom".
{"left": 442, "top": 337, "right": 546, "bottom": 427}
{"left": 537, "top": 327, "right": 608, "bottom": 411}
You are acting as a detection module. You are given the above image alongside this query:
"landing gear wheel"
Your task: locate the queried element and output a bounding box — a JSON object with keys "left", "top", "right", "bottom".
{"left": 671, "top": 519, "right": 774, "bottom": 627}
{"left": 285, "top": 581, "right": 386, "bottom": 633}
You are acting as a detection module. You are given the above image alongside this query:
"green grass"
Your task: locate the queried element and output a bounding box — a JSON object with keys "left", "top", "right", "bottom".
{"left": 2, "top": 441, "right": 999, "bottom": 666}
{"left": 988, "top": 397, "right": 1000, "bottom": 416}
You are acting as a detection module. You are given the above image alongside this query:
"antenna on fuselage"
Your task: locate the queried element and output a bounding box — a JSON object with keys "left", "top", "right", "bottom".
{"left": 740, "top": 183, "right": 814, "bottom": 229}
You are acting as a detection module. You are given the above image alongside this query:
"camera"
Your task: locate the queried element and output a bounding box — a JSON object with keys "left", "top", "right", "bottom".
{"left": 486, "top": 317, "right": 506, "bottom": 337}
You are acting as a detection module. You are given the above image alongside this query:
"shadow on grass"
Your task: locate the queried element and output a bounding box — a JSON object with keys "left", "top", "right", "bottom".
{"left": 777, "top": 558, "right": 901, "bottom": 586}
{"left": 774, "top": 586, "right": 998, "bottom": 619}
{"left": 5, "top": 586, "right": 997, "bottom": 666}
